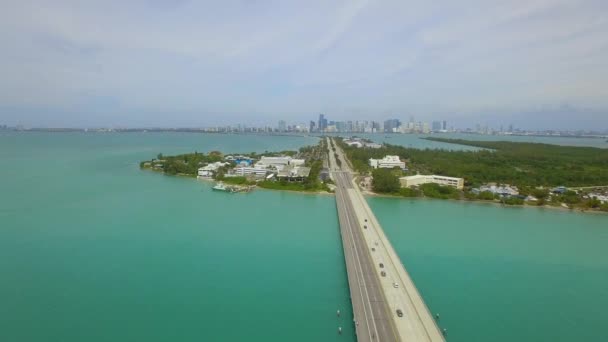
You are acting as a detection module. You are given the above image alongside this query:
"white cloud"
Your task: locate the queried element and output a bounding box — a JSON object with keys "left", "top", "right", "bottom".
{"left": 0, "top": 0, "right": 607, "bottom": 127}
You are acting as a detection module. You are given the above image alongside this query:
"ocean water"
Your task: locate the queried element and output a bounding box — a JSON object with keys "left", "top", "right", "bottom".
{"left": 0, "top": 132, "right": 354, "bottom": 342}
{"left": 1, "top": 132, "right": 607, "bottom": 342}
{"left": 369, "top": 197, "right": 608, "bottom": 342}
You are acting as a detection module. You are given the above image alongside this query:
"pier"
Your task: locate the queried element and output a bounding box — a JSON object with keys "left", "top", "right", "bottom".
{"left": 328, "top": 138, "right": 445, "bottom": 342}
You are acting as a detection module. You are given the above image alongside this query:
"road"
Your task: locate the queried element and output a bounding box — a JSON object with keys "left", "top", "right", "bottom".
{"left": 328, "top": 138, "right": 445, "bottom": 342}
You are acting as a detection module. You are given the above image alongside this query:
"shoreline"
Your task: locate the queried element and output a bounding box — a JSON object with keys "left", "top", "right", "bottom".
{"left": 146, "top": 166, "right": 606, "bottom": 215}
{"left": 362, "top": 190, "right": 608, "bottom": 215}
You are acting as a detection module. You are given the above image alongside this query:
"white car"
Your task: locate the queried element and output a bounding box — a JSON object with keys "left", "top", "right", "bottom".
{"left": 393, "top": 283, "right": 399, "bottom": 288}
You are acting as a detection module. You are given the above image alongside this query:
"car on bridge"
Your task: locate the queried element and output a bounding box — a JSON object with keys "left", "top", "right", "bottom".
{"left": 396, "top": 309, "right": 403, "bottom": 317}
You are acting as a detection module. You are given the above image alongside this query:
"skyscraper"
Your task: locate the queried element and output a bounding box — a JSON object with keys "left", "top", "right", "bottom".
{"left": 278, "top": 120, "right": 286, "bottom": 132}
{"left": 432, "top": 121, "right": 442, "bottom": 131}
{"left": 384, "top": 119, "right": 401, "bottom": 133}
{"left": 318, "top": 114, "right": 327, "bottom": 132}
{"left": 309, "top": 120, "right": 316, "bottom": 133}
{"left": 442, "top": 120, "right": 447, "bottom": 131}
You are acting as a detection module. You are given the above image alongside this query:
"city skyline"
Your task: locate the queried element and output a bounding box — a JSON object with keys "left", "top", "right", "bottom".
{"left": 1, "top": 1, "right": 608, "bottom": 129}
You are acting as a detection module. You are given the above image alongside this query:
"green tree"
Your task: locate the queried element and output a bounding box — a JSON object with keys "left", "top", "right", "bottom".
{"left": 372, "top": 169, "right": 400, "bottom": 193}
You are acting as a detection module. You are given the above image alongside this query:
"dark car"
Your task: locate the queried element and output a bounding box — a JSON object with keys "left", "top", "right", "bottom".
{"left": 396, "top": 309, "right": 403, "bottom": 317}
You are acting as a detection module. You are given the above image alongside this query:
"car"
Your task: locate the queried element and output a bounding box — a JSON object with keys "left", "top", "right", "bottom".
{"left": 393, "top": 282, "right": 399, "bottom": 288}
{"left": 379, "top": 263, "right": 384, "bottom": 268}
{"left": 374, "top": 241, "right": 378, "bottom": 246}
{"left": 396, "top": 309, "right": 403, "bottom": 317}
{"left": 363, "top": 225, "right": 367, "bottom": 229}
{"left": 364, "top": 219, "right": 368, "bottom": 222}
{"left": 380, "top": 271, "right": 386, "bottom": 277}
{"left": 371, "top": 247, "right": 376, "bottom": 252}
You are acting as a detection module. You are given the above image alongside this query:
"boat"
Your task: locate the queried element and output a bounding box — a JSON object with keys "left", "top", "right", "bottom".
{"left": 212, "top": 182, "right": 234, "bottom": 192}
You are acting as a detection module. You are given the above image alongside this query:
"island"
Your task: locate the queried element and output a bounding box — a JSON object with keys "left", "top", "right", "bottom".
{"left": 140, "top": 136, "right": 608, "bottom": 213}
{"left": 140, "top": 139, "right": 333, "bottom": 193}
{"left": 338, "top": 137, "right": 608, "bottom": 213}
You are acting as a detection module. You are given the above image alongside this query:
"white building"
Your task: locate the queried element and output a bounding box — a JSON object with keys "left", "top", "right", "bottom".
{"left": 290, "top": 159, "right": 306, "bottom": 167}
{"left": 197, "top": 162, "right": 229, "bottom": 177}
{"left": 255, "top": 156, "right": 291, "bottom": 170}
{"left": 399, "top": 174, "right": 464, "bottom": 189}
{"left": 255, "top": 156, "right": 305, "bottom": 170}
{"left": 345, "top": 141, "right": 363, "bottom": 148}
{"left": 231, "top": 166, "right": 268, "bottom": 177}
{"left": 479, "top": 184, "right": 519, "bottom": 196}
{"left": 369, "top": 155, "right": 406, "bottom": 170}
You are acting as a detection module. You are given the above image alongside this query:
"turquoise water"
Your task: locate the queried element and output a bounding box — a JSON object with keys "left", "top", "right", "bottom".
{"left": 1, "top": 132, "right": 607, "bottom": 341}
{"left": 0, "top": 132, "right": 354, "bottom": 342}
{"left": 369, "top": 198, "right": 608, "bottom": 342}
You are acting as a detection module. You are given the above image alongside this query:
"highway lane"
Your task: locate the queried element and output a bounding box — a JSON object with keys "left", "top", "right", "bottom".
{"left": 330, "top": 138, "right": 446, "bottom": 342}
{"left": 335, "top": 171, "right": 398, "bottom": 342}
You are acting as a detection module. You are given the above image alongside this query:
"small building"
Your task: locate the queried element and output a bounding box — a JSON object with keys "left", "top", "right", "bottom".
{"left": 231, "top": 166, "right": 268, "bottom": 178}
{"left": 479, "top": 184, "right": 519, "bottom": 196}
{"left": 399, "top": 174, "right": 464, "bottom": 190}
{"left": 290, "top": 159, "right": 306, "bottom": 167}
{"left": 277, "top": 166, "right": 311, "bottom": 182}
{"left": 552, "top": 186, "right": 568, "bottom": 194}
{"left": 198, "top": 162, "right": 229, "bottom": 177}
{"left": 345, "top": 141, "right": 363, "bottom": 148}
{"left": 369, "top": 155, "right": 406, "bottom": 170}
{"left": 255, "top": 156, "right": 292, "bottom": 171}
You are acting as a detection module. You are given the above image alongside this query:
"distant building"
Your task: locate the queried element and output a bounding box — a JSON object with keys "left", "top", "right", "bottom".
{"left": 383, "top": 119, "right": 401, "bottom": 133}
{"left": 309, "top": 121, "right": 316, "bottom": 133}
{"left": 369, "top": 155, "right": 406, "bottom": 170}
{"left": 278, "top": 120, "right": 287, "bottom": 132}
{"left": 318, "top": 114, "right": 328, "bottom": 132}
{"left": 432, "top": 121, "right": 442, "bottom": 132}
{"left": 399, "top": 175, "right": 464, "bottom": 189}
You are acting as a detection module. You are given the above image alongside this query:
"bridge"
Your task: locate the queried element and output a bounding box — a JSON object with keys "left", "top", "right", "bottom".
{"left": 328, "top": 138, "right": 445, "bottom": 342}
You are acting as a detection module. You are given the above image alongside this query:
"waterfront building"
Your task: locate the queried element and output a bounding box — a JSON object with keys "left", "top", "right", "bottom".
{"left": 369, "top": 155, "right": 406, "bottom": 169}
{"left": 400, "top": 174, "right": 464, "bottom": 189}
{"left": 198, "top": 162, "right": 230, "bottom": 177}
{"left": 232, "top": 166, "right": 268, "bottom": 177}
{"left": 478, "top": 184, "right": 519, "bottom": 196}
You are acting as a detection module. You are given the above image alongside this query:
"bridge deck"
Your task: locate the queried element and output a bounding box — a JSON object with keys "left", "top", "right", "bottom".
{"left": 329, "top": 138, "right": 445, "bottom": 342}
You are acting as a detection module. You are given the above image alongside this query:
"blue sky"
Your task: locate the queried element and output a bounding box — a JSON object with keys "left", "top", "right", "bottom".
{"left": 1, "top": 0, "right": 608, "bottom": 129}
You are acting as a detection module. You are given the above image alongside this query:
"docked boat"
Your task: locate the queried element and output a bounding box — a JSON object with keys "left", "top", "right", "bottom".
{"left": 212, "top": 182, "right": 234, "bottom": 192}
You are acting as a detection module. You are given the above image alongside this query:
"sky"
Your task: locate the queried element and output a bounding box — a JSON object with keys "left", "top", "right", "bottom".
{"left": 1, "top": 0, "right": 608, "bottom": 130}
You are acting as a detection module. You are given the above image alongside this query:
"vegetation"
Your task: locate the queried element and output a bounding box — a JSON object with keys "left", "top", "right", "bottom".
{"left": 371, "top": 168, "right": 400, "bottom": 193}
{"left": 141, "top": 139, "right": 332, "bottom": 193}
{"left": 335, "top": 137, "right": 608, "bottom": 212}
{"left": 337, "top": 137, "right": 608, "bottom": 188}
{"left": 419, "top": 183, "right": 460, "bottom": 200}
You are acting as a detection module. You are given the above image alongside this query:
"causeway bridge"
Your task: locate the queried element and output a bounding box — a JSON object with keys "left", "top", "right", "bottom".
{"left": 328, "top": 138, "right": 445, "bottom": 342}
